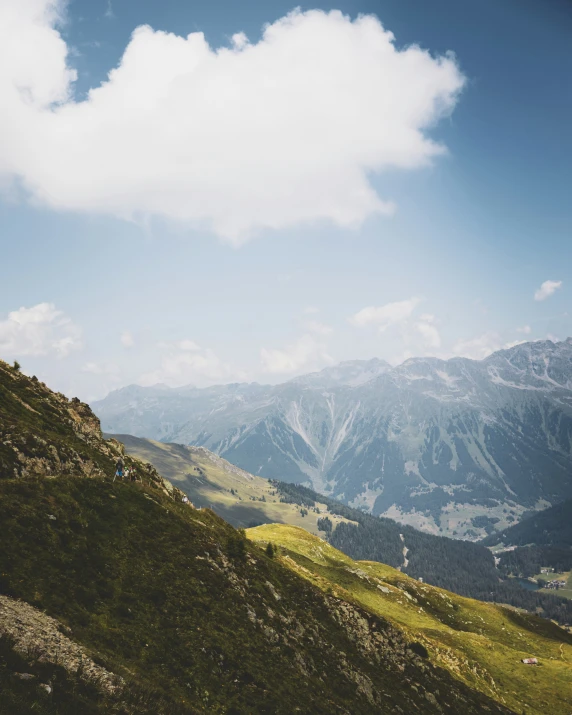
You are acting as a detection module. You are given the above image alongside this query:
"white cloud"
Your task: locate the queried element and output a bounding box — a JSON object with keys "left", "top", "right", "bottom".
{"left": 414, "top": 314, "right": 441, "bottom": 348}
{"left": 304, "top": 320, "right": 333, "bottom": 336}
{"left": 534, "top": 280, "right": 562, "bottom": 302}
{"left": 79, "top": 360, "right": 121, "bottom": 401}
{"left": 0, "top": 302, "right": 81, "bottom": 358}
{"left": 261, "top": 334, "right": 333, "bottom": 374}
{"left": 516, "top": 325, "right": 531, "bottom": 334}
{"left": 104, "top": 1, "right": 114, "bottom": 19}
{"left": 139, "top": 340, "right": 242, "bottom": 387}
{"left": 0, "top": 3, "right": 465, "bottom": 244}
{"left": 452, "top": 333, "right": 501, "bottom": 360}
{"left": 120, "top": 330, "right": 134, "bottom": 348}
{"left": 178, "top": 339, "right": 200, "bottom": 351}
{"left": 452, "top": 333, "right": 527, "bottom": 360}
{"left": 350, "top": 297, "right": 421, "bottom": 331}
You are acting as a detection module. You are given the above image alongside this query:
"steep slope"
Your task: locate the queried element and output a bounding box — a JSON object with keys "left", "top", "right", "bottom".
{"left": 0, "top": 359, "right": 169, "bottom": 492}
{"left": 484, "top": 499, "right": 572, "bottom": 549}
{"left": 482, "top": 500, "right": 572, "bottom": 592}
{"left": 0, "top": 359, "right": 518, "bottom": 714}
{"left": 118, "top": 436, "right": 572, "bottom": 624}
{"left": 93, "top": 339, "right": 572, "bottom": 536}
{"left": 1, "top": 478, "right": 521, "bottom": 714}
{"left": 247, "top": 525, "right": 572, "bottom": 715}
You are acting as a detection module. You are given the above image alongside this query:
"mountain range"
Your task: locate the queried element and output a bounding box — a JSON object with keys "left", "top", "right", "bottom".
{"left": 94, "top": 339, "right": 572, "bottom": 538}
{"left": 2, "top": 356, "right": 572, "bottom": 714}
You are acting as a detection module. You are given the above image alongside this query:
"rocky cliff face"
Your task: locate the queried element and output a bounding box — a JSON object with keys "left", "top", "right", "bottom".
{"left": 93, "top": 340, "right": 572, "bottom": 536}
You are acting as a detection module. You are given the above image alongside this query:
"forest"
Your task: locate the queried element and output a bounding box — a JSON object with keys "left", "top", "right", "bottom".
{"left": 270, "top": 481, "right": 572, "bottom": 624}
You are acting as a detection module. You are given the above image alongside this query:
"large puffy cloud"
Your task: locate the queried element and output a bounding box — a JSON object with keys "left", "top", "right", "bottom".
{"left": 0, "top": 1, "right": 465, "bottom": 243}
{"left": 0, "top": 302, "right": 81, "bottom": 358}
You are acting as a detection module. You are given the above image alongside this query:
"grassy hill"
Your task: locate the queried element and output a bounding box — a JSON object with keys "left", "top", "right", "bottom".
{"left": 115, "top": 434, "right": 357, "bottom": 534}
{"left": 248, "top": 524, "right": 572, "bottom": 715}
{"left": 0, "top": 359, "right": 520, "bottom": 713}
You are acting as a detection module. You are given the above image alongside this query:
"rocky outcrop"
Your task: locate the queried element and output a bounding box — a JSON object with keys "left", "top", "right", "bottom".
{"left": 0, "top": 359, "right": 189, "bottom": 503}
{"left": 0, "top": 594, "right": 121, "bottom": 692}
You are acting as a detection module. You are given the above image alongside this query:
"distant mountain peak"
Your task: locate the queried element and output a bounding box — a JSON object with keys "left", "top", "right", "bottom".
{"left": 289, "top": 357, "right": 392, "bottom": 388}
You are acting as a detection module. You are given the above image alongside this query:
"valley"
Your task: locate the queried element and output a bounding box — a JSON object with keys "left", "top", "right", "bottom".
{"left": 120, "top": 433, "right": 572, "bottom": 626}
{"left": 94, "top": 339, "right": 572, "bottom": 538}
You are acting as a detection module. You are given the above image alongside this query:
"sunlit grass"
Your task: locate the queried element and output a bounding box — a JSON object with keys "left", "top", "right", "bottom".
{"left": 248, "top": 524, "right": 572, "bottom": 715}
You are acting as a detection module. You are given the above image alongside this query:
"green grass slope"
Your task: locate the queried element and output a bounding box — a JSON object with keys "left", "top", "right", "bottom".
{"left": 248, "top": 524, "right": 572, "bottom": 715}
{"left": 116, "top": 434, "right": 356, "bottom": 534}
{"left": 0, "top": 477, "right": 515, "bottom": 715}
{"left": 118, "top": 437, "right": 572, "bottom": 624}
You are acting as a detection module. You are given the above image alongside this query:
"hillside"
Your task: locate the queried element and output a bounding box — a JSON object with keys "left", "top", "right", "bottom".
{"left": 114, "top": 434, "right": 357, "bottom": 534}
{"left": 0, "top": 358, "right": 521, "bottom": 713}
{"left": 485, "top": 499, "right": 572, "bottom": 549}
{"left": 93, "top": 339, "right": 572, "bottom": 537}
{"left": 114, "top": 434, "right": 572, "bottom": 625}
{"left": 482, "top": 500, "right": 572, "bottom": 596}
{"left": 247, "top": 524, "right": 572, "bottom": 715}
{"left": 0, "top": 360, "right": 169, "bottom": 493}
{"left": 2, "top": 476, "right": 516, "bottom": 714}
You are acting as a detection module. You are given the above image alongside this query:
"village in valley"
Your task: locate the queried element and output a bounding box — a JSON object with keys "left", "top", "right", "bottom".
{"left": 538, "top": 568, "right": 570, "bottom": 591}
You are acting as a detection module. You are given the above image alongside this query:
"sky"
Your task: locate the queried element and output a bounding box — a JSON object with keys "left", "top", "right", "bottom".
{"left": 0, "top": 0, "right": 570, "bottom": 401}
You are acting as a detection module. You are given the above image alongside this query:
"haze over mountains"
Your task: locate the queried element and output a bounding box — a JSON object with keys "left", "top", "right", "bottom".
{"left": 94, "top": 339, "right": 572, "bottom": 537}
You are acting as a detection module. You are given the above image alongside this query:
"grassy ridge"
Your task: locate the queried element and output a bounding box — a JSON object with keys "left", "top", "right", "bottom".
{"left": 117, "top": 434, "right": 356, "bottom": 533}
{"left": 248, "top": 524, "right": 572, "bottom": 715}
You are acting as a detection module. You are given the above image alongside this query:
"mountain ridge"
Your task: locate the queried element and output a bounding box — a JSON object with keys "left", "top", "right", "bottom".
{"left": 94, "top": 339, "right": 572, "bottom": 537}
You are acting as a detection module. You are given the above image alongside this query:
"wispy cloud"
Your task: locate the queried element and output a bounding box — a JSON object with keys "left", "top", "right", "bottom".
{"left": 534, "top": 280, "right": 562, "bottom": 302}
{"left": 452, "top": 333, "right": 527, "bottom": 360}
{"left": 139, "top": 340, "right": 244, "bottom": 387}
{"left": 261, "top": 334, "right": 333, "bottom": 374}
{"left": 350, "top": 298, "right": 421, "bottom": 331}
{"left": 120, "top": 331, "right": 135, "bottom": 348}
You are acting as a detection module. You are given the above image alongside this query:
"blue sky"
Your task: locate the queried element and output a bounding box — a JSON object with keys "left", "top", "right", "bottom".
{"left": 0, "top": 0, "right": 570, "bottom": 401}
